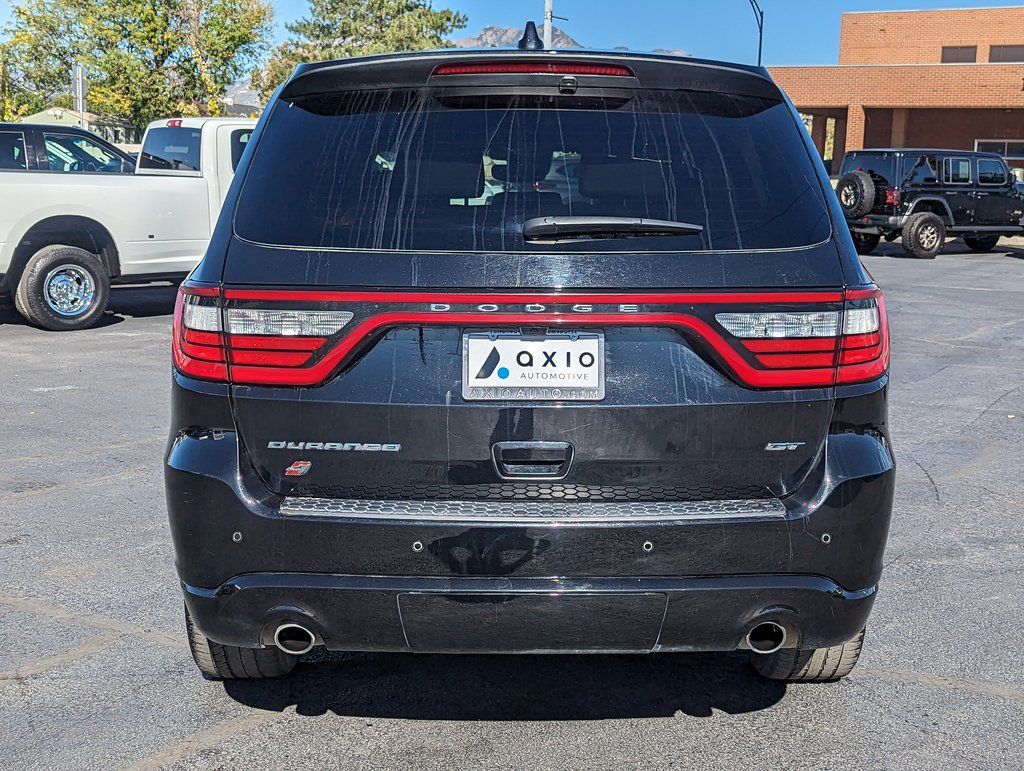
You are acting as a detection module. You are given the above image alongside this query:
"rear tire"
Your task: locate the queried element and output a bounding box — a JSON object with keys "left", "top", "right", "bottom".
{"left": 15, "top": 244, "right": 110, "bottom": 330}
{"left": 836, "top": 171, "right": 876, "bottom": 218}
{"left": 185, "top": 606, "right": 297, "bottom": 680}
{"left": 851, "top": 232, "right": 881, "bottom": 255}
{"left": 964, "top": 236, "right": 1000, "bottom": 252}
{"left": 750, "top": 628, "right": 865, "bottom": 682}
{"left": 901, "top": 212, "right": 945, "bottom": 259}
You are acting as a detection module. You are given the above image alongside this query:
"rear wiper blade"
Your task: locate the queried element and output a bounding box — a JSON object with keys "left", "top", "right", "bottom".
{"left": 522, "top": 216, "right": 704, "bottom": 242}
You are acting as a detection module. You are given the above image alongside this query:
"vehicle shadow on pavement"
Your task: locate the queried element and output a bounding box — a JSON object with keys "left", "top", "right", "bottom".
{"left": 222, "top": 650, "right": 788, "bottom": 719}
{"left": 0, "top": 283, "right": 178, "bottom": 329}
{"left": 871, "top": 241, "right": 1024, "bottom": 260}
{"left": 104, "top": 283, "right": 180, "bottom": 320}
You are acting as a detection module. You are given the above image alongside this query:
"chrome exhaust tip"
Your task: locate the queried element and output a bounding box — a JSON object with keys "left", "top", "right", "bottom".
{"left": 746, "top": 621, "right": 787, "bottom": 655}
{"left": 273, "top": 623, "right": 315, "bottom": 655}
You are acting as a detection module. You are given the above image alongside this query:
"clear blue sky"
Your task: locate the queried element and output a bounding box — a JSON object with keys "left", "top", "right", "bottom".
{"left": 270, "top": 0, "right": 1024, "bottom": 64}
{"left": 2, "top": 0, "right": 1023, "bottom": 66}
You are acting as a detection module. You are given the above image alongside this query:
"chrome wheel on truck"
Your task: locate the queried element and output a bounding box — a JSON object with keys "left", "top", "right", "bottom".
{"left": 43, "top": 264, "right": 96, "bottom": 316}
{"left": 15, "top": 244, "right": 110, "bottom": 330}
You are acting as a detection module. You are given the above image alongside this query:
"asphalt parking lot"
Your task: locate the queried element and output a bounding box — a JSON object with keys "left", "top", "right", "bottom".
{"left": 1, "top": 241, "right": 1023, "bottom": 770}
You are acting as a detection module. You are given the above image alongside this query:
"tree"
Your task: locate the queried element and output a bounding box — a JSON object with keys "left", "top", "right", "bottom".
{"left": 0, "top": 39, "right": 47, "bottom": 120}
{"left": 2, "top": 0, "right": 273, "bottom": 126}
{"left": 252, "top": 0, "right": 467, "bottom": 100}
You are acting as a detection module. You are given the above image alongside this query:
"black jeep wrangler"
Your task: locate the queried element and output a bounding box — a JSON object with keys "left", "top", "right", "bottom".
{"left": 837, "top": 149, "right": 1024, "bottom": 258}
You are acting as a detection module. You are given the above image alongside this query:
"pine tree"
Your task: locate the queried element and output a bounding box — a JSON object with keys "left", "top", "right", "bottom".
{"left": 252, "top": 0, "right": 467, "bottom": 100}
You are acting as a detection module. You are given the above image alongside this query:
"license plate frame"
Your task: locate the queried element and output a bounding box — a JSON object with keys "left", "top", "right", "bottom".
{"left": 461, "top": 330, "right": 605, "bottom": 402}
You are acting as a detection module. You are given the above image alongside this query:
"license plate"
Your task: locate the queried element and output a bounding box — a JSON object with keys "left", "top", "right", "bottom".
{"left": 462, "top": 331, "right": 605, "bottom": 401}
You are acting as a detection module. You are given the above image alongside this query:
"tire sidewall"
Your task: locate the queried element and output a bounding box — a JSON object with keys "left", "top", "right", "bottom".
{"left": 964, "top": 236, "right": 999, "bottom": 252}
{"left": 15, "top": 245, "right": 110, "bottom": 331}
{"left": 852, "top": 232, "right": 881, "bottom": 255}
{"left": 904, "top": 214, "right": 944, "bottom": 259}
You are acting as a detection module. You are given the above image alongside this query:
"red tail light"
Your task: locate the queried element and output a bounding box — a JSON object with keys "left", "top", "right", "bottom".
{"left": 432, "top": 61, "right": 635, "bottom": 77}
{"left": 173, "top": 284, "right": 888, "bottom": 389}
{"left": 172, "top": 284, "right": 350, "bottom": 383}
{"left": 719, "top": 288, "right": 889, "bottom": 385}
{"left": 885, "top": 188, "right": 901, "bottom": 206}
{"left": 173, "top": 285, "right": 228, "bottom": 381}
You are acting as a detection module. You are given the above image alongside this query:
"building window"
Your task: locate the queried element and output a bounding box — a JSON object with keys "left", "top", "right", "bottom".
{"left": 989, "top": 45, "right": 1024, "bottom": 63}
{"left": 941, "top": 46, "right": 977, "bottom": 63}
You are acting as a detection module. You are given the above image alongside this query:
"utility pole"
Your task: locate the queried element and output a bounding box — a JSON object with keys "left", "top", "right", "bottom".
{"left": 748, "top": 0, "right": 765, "bottom": 66}
{"left": 543, "top": 0, "right": 553, "bottom": 49}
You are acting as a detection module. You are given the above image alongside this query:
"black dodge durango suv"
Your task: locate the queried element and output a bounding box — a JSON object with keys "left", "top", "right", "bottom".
{"left": 166, "top": 37, "right": 894, "bottom": 683}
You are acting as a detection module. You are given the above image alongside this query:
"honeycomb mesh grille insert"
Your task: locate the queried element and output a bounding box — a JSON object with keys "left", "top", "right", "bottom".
{"left": 294, "top": 482, "right": 768, "bottom": 502}
{"left": 279, "top": 497, "right": 787, "bottom": 523}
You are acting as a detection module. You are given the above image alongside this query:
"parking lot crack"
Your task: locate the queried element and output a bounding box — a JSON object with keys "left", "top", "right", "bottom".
{"left": 0, "top": 635, "right": 118, "bottom": 687}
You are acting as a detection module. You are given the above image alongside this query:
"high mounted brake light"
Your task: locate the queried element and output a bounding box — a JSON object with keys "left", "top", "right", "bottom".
{"left": 431, "top": 62, "right": 635, "bottom": 77}
{"left": 172, "top": 285, "right": 888, "bottom": 389}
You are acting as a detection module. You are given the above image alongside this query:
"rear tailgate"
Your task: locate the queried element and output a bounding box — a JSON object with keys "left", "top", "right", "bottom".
{"left": 186, "top": 55, "right": 883, "bottom": 503}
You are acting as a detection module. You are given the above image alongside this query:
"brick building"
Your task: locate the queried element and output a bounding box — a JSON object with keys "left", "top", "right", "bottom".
{"left": 769, "top": 6, "right": 1024, "bottom": 176}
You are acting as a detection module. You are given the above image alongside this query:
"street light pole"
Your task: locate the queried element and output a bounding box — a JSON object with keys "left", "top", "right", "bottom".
{"left": 748, "top": 0, "right": 765, "bottom": 66}
{"left": 543, "top": 0, "right": 554, "bottom": 49}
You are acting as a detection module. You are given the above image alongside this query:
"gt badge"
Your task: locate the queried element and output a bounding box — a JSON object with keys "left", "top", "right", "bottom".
{"left": 764, "top": 442, "right": 806, "bottom": 452}
{"left": 284, "top": 460, "right": 312, "bottom": 477}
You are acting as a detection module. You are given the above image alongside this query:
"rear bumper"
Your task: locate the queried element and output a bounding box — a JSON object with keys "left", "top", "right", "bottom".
{"left": 166, "top": 390, "right": 894, "bottom": 654}
{"left": 183, "top": 573, "right": 876, "bottom": 654}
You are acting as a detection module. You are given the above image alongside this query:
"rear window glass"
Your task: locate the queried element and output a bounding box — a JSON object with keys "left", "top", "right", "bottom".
{"left": 230, "top": 129, "right": 252, "bottom": 171}
{"left": 234, "top": 89, "right": 831, "bottom": 253}
{"left": 842, "top": 153, "right": 897, "bottom": 187}
{"left": 139, "top": 126, "right": 202, "bottom": 172}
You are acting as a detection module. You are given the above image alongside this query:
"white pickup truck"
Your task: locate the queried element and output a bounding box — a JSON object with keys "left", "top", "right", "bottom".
{"left": 0, "top": 117, "right": 256, "bottom": 330}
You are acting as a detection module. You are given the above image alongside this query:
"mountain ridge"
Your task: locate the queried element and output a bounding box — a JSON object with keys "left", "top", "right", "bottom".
{"left": 454, "top": 25, "right": 688, "bottom": 57}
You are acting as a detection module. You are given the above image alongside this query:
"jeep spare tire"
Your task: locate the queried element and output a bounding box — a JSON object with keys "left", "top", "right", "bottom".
{"left": 836, "top": 171, "right": 876, "bottom": 218}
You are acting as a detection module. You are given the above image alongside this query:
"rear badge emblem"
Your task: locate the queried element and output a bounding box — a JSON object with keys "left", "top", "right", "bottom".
{"left": 284, "top": 460, "right": 312, "bottom": 477}
{"left": 764, "top": 442, "right": 806, "bottom": 452}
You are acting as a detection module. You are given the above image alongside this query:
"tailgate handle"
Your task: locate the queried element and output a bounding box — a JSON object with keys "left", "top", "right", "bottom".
{"left": 492, "top": 441, "right": 574, "bottom": 480}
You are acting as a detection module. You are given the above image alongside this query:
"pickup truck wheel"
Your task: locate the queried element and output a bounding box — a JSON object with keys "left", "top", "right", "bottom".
{"left": 964, "top": 236, "right": 1000, "bottom": 252}
{"left": 851, "top": 232, "right": 881, "bottom": 255}
{"left": 836, "top": 171, "right": 876, "bottom": 218}
{"left": 15, "top": 245, "right": 110, "bottom": 330}
{"left": 750, "top": 628, "right": 865, "bottom": 682}
{"left": 901, "top": 212, "right": 945, "bottom": 259}
{"left": 185, "top": 606, "right": 297, "bottom": 680}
